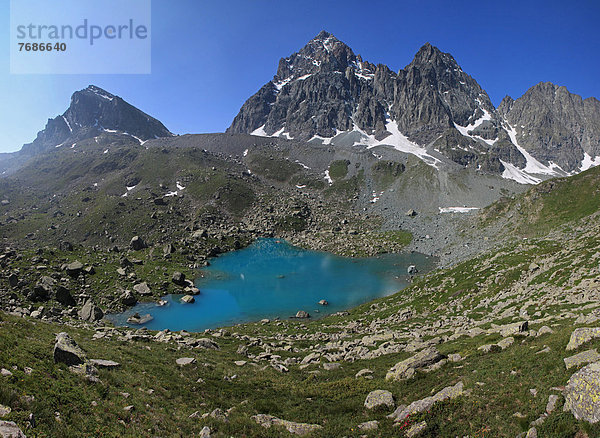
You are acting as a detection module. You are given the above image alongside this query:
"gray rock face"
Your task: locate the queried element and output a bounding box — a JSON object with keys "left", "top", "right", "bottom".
{"left": 503, "top": 82, "right": 600, "bottom": 172}
{"left": 229, "top": 31, "right": 600, "bottom": 181}
{"left": 53, "top": 332, "right": 87, "bottom": 366}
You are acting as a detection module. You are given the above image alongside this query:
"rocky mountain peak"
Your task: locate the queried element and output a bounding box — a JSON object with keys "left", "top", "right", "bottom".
{"left": 20, "top": 85, "right": 172, "bottom": 156}
{"left": 275, "top": 31, "right": 357, "bottom": 81}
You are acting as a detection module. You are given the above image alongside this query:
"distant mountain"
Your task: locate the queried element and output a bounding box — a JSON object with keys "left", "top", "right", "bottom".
{"left": 228, "top": 31, "right": 600, "bottom": 183}
{"left": 20, "top": 85, "right": 173, "bottom": 156}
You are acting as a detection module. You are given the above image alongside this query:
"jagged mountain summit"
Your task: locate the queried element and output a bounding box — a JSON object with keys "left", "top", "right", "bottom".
{"left": 21, "top": 85, "right": 173, "bottom": 156}
{"left": 228, "top": 31, "right": 600, "bottom": 183}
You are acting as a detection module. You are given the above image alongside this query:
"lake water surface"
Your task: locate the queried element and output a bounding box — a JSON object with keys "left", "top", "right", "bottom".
{"left": 108, "top": 238, "right": 436, "bottom": 332}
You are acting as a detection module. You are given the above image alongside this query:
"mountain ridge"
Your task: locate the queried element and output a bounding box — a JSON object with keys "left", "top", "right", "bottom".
{"left": 228, "top": 31, "right": 600, "bottom": 183}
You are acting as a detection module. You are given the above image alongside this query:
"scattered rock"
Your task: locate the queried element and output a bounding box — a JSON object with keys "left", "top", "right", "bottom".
{"left": 386, "top": 347, "right": 446, "bottom": 381}
{"left": 176, "top": 357, "right": 196, "bottom": 366}
{"left": 364, "top": 390, "right": 395, "bottom": 410}
{"left": 0, "top": 369, "right": 12, "bottom": 378}
{"left": 0, "top": 421, "right": 26, "bottom": 438}
{"left": 478, "top": 344, "right": 501, "bottom": 354}
{"left": 564, "top": 349, "right": 600, "bottom": 369}
{"left": 497, "top": 337, "right": 514, "bottom": 350}
{"left": 199, "top": 426, "right": 211, "bottom": 438}
{"left": 388, "top": 381, "right": 464, "bottom": 422}
{"left": 89, "top": 359, "right": 120, "bottom": 369}
{"left": 78, "top": 300, "right": 104, "bottom": 322}
{"left": 172, "top": 271, "right": 186, "bottom": 286}
{"left": 133, "top": 282, "right": 152, "bottom": 296}
{"left": 322, "top": 363, "right": 340, "bottom": 371}
{"left": 0, "top": 405, "right": 11, "bottom": 418}
{"left": 564, "top": 361, "right": 600, "bottom": 423}
{"left": 129, "top": 236, "right": 146, "bottom": 250}
{"left": 566, "top": 327, "right": 600, "bottom": 351}
{"left": 295, "top": 310, "right": 310, "bottom": 318}
{"left": 181, "top": 295, "right": 195, "bottom": 304}
{"left": 65, "top": 261, "right": 84, "bottom": 277}
{"left": 120, "top": 290, "right": 137, "bottom": 306}
{"left": 318, "top": 300, "right": 328, "bottom": 306}
{"left": 127, "top": 313, "right": 153, "bottom": 324}
{"left": 53, "top": 332, "right": 87, "bottom": 366}
{"left": 526, "top": 427, "right": 537, "bottom": 438}
{"left": 355, "top": 368, "right": 373, "bottom": 378}
{"left": 546, "top": 394, "right": 561, "bottom": 414}
{"left": 406, "top": 209, "right": 417, "bottom": 217}
{"left": 357, "top": 420, "right": 378, "bottom": 431}
{"left": 252, "top": 414, "right": 322, "bottom": 436}
{"left": 55, "top": 286, "right": 76, "bottom": 307}
{"left": 537, "top": 326, "right": 554, "bottom": 336}
{"left": 406, "top": 420, "right": 427, "bottom": 437}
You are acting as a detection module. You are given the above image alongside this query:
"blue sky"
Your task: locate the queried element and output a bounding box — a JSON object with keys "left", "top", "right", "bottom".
{"left": 1, "top": 0, "right": 599, "bottom": 153}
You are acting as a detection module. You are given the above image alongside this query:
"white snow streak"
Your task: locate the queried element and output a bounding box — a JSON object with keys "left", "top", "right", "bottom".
{"left": 324, "top": 170, "right": 333, "bottom": 185}
{"left": 580, "top": 152, "right": 600, "bottom": 172}
{"left": 500, "top": 160, "right": 542, "bottom": 184}
{"left": 439, "top": 207, "right": 480, "bottom": 213}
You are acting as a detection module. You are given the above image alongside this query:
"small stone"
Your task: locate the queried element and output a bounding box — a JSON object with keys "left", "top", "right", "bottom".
{"left": 322, "top": 363, "right": 340, "bottom": 371}
{"left": 0, "top": 369, "right": 12, "bottom": 377}
{"left": 546, "top": 394, "right": 560, "bottom": 414}
{"left": 537, "top": 326, "right": 553, "bottom": 336}
{"left": 133, "top": 282, "right": 152, "bottom": 296}
{"left": 53, "top": 332, "right": 87, "bottom": 366}
{"left": 89, "top": 359, "right": 120, "bottom": 368}
{"left": 234, "top": 361, "right": 247, "bottom": 366}
{"left": 123, "top": 405, "right": 135, "bottom": 412}
{"left": 526, "top": 427, "right": 537, "bottom": 438}
{"left": 406, "top": 420, "right": 427, "bottom": 437}
{"left": 176, "top": 357, "right": 196, "bottom": 366}
{"left": 357, "top": 420, "right": 378, "bottom": 431}
{"left": 355, "top": 368, "right": 373, "bottom": 378}
{"left": 478, "top": 344, "right": 501, "bottom": 354}
{"left": 530, "top": 388, "right": 538, "bottom": 397}
{"left": 295, "top": 310, "right": 310, "bottom": 318}
{"left": 0, "top": 405, "right": 11, "bottom": 417}
{"left": 498, "top": 337, "right": 514, "bottom": 350}
{"left": 129, "top": 236, "right": 146, "bottom": 250}
{"left": 199, "top": 426, "right": 211, "bottom": 437}
{"left": 318, "top": 300, "right": 328, "bottom": 306}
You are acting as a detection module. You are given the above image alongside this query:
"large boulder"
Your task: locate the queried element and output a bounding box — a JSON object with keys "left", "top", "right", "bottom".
{"left": 129, "top": 236, "right": 146, "bottom": 251}
{"left": 0, "top": 420, "right": 27, "bottom": 437}
{"left": 53, "top": 332, "right": 87, "bottom": 366}
{"left": 364, "top": 390, "right": 395, "bottom": 410}
{"left": 566, "top": 327, "right": 600, "bottom": 351}
{"left": 65, "top": 261, "right": 84, "bottom": 277}
{"left": 388, "top": 382, "right": 464, "bottom": 422}
{"left": 133, "top": 282, "right": 152, "bottom": 296}
{"left": 386, "top": 347, "right": 446, "bottom": 381}
{"left": 55, "top": 285, "right": 76, "bottom": 307}
{"left": 78, "top": 300, "right": 104, "bottom": 322}
{"left": 564, "top": 361, "right": 600, "bottom": 423}
{"left": 172, "top": 271, "right": 186, "bottom": 286}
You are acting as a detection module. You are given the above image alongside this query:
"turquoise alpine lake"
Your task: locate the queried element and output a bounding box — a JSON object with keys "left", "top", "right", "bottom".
{"left": 108, "top": 238, "right": 436, "bottom": 332}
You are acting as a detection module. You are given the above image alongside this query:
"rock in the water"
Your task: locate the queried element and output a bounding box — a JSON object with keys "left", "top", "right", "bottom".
{"left": 176, "top": 357, "right": 196, "bottom": 366}
{"left": 564, "top": 361, "right": 600, "bottom": 423}
{"left": 0, "top": 421, "right": 26, "bottom": 437}
{"left": 181, "top": 295, "right": 195, "bottom": 304}
{"left": 364, "top": 390, "right": 395, "bottom": 410}
{"left": 78, "top": 300, "right": 104, "bottom": 322}
{"left": 388, "top": 381, "right": 464, "bottom": 422}
{"left": 407, "top": 265, "right": 418, "bottom": 275}
{"left": 295, "top": 310, "right": 310, "bottom": 318}
{"left": 127, "top": 313, "right": 153, "bottom": 325}
{"left": 129, "top": 236, "right": 146, "bottom": 250}
{"left": 53, "top": 332, "right": 87, "bottom": 366}
{"left": 318, "top": 299, "right": 328, "bottom": 306}
{"left": 386, "top": 347, "right": 446, "bottom": 381}
{"left": 564, "top": 349, "right": 600, "bottom": 369}
{"left": 133, "top": 282, "right": 152, "bottom": 296}
{"left": 566, "top": 327, "right": 600, "bottom": 351}
{"left": 253, "top": 414, "right": 322, "bottom": 436}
